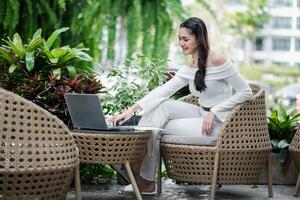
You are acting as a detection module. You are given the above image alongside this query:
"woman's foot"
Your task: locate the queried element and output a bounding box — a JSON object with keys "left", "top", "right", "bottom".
{"left": 118, "top": 178, "right": 156, "bottom": 195}
{"left": 138, "top": 178, "right": 155, "bottom": 193}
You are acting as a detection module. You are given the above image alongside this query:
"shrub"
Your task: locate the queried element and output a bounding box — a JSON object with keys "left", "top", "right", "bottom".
{"left": 0, "top": 28, "right": 110, "bottom": 184}
{"left": 0, "top": 28, "right": 104, "bottom": 124}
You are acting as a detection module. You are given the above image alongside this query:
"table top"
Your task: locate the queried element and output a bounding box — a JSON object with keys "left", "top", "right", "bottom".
{"left": 71, "top": 129, "right": 152, "bottom": 136}
{"left": 70, "top": 127, "right": 162, "bottom": 136}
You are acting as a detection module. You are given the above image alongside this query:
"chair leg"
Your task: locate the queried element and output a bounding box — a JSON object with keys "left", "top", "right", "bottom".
{"left": 75, "top": 162, "right": 82, "bottom": 200}
{"left": 125, "top": 161, "right": 142, "bottom": 200}
{"left": 211, "top": 152, "right": 219, "bottom": 200}
{"left": 267, "top": 154, "right": 273, "bottom": 197}
{"left": 294, "top": 173, "right": 300, "bottom": 197}
{"left": 157, "top": 150, "right": 162, "bottom": 194}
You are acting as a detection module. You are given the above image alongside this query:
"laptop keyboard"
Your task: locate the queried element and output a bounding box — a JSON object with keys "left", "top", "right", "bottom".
{"left": 72, "top": 126, "right": 135, "bottom": 133}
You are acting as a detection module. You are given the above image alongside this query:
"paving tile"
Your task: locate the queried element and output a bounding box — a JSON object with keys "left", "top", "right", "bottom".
{"left": 67, "top": 178, "right": 299, "bottom": 200}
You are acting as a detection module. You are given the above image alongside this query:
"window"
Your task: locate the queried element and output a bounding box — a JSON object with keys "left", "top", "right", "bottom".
{"left": 273, "top": 62, "right": 289, "bottom": 67}
{"left": 297, "top": 17, "right": 300, "bottom": 30}
{"left": 271, "top": 0, "right": 293, "bottom": 7}
{"left": 254, "top": 60, "right": 263, "bottom": 64}
{"left": 272, "top": 38, "right": 290, "bottom": 51}
{"left": 228, "top": 0, "right": 243, "bottom": 5}
{"left": 255, "top": 37, "right": 264, "bottom": 51}
{"left": 296, "top": 39, "right": 300, "bottom": 51}
{"left": 272, "top": 17, "right": 292, "bottom": 29}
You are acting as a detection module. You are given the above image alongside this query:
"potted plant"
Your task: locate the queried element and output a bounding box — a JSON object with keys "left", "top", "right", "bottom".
{"left": 268, "top": 102, "right": 300, "bottom": 163}
{"left": 259, "top": 102, "right": 300, "bottom": 184}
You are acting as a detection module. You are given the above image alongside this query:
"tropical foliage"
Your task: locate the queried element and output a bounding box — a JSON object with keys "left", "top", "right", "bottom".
{"left": 268, "top": 102, "right": 300, "bottom": 163}
{"left": 238, "top": 64, "right": 300, "bottom": 90}
{"left": 0, "top": 0, "right": 186, "bottom": 62}
{"left": 0, "top": 28, "right": 106, "bottom": 183}
{"left": 102, "top": 54, "right": 168, "bottom": 116}
{"left": 80, "top": 164, "right": 116, "bottom": 184}
{"left": 226, "top": 0, "right": 270, "bottom": 64}
{"left": 226, "top": 0, "right": 269, "bottom": 40}
{"left": 0, "top": 28, "right": 104, "bottom": 125}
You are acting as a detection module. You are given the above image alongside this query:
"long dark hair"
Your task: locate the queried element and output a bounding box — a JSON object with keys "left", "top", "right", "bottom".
{"left": 180, "top": 17, "right": 210, "bottom": 92}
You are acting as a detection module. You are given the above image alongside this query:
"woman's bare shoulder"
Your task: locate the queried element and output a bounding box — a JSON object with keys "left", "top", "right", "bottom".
{"left": 207, "top": 52, "right": 227, "bottom": 67}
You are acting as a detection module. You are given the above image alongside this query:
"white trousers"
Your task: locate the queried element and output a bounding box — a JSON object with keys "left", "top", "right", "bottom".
{"left": 137, "top": 99, "right": 223, "bottom": 181}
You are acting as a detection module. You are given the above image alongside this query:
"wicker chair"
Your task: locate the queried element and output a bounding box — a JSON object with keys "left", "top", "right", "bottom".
{"left": 289, "top": 125, "right": 300, "bottom": 196}
{"left": 0, "top": 88, "right": 81, "bottom": 200}
{"left": 161, "top": 83, "right": 273, "bottom": 200}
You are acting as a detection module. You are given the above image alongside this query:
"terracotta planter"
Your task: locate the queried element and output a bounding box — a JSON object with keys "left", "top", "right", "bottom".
{"left": 258, "top": 152, "right": 298, "bottom": 185}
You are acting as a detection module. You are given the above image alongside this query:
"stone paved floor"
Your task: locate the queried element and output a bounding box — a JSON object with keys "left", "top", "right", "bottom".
{"left": 67, "top": 179, "right": 300, "bottom": 200}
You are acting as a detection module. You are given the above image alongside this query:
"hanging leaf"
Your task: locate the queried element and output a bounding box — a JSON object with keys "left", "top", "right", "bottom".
{"left": 8, "top": 64, "right": 17, "bottom": 73}
{"left": 13, "top": 33, "right": 25, "bottom": 52}
{"left": 51, "top": 47, "right": 68, "bottom": 59}
{"left": 0, "top": 47, "right": 14, "bottom": 63}
{"left": 52, "top": 68, "right": 61, "bottom": 80}
{"left": 67, "top": 66, "right": 77, "bottom": 77}
{"left": 27, "top": 37, "right": 43, "bottom": 51}
{"left": 4, "top": 34, "right": 26, "bottom": 59}
{"left": 25, "top": 51, "right": 35, "bottom": 72}
{"left": 32, "top": 28, "right": 42, "bottom": 40}
{"left": 46, "top": 27, "right": 69, "bottom": 49}
{"left": 50, "top": 58, "right": 59, "bottom": 64}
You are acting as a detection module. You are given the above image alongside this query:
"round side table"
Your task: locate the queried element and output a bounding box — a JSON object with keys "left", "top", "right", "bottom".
{"left": 72, "top": 130, "right": 151, "bottom": 200}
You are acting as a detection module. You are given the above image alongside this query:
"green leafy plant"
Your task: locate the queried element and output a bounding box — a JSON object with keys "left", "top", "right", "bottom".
{"left": 102, "top": 54, "right": 168, "bottom": 116}
{"left": 80, "top": 164, "right": 116, "bottom": 184}
{"left": 0, "top": 28, "right": 109, "bottom": 184}
{"left": 0, "top": 28, "right": 104, "bottom": 125}
{"left": 129, "top": 54, "right": 168, "bottom": 91}
{"left": 0, "top": 0, "right": 187, "bottom": 61}
{"left": 268, "top": 102, "right": 300, "bottom": 163}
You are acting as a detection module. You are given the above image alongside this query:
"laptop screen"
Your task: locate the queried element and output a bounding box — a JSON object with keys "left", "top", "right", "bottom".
{"left": 64, "top": 93, "right": 108, "bottom": 130}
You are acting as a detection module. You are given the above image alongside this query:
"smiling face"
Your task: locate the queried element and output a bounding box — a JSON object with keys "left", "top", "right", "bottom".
{"left": 178, "top": 27, "right": 199, "bottom": 56}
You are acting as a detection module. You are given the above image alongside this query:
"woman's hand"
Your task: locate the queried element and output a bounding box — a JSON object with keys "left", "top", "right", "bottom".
{"left": 202, "top": 111, "right": 215, "bottom": 135}
{"left": 107, "top": 103, "right": 141, "bottom": 126}
{"left": 107, "top": 110, "right": 133, "bottom": 126}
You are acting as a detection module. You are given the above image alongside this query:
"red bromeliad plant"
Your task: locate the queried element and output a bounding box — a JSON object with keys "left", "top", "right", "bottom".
{"left": 0, "top": 28, "right": 104, "bottom": 125}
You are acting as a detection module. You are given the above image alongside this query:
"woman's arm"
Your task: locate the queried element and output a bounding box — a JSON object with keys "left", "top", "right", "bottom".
{"left": 109, "top": 74, "right": 188, "bottom": 125}
{"left": 108, "top": 103, "right": 141, "bottom": 125}
{"left": 136, "top": 75, "right": 188, "bottom": 114}
{"left": 210, "top": 63, "right": 253, "bottom": 122}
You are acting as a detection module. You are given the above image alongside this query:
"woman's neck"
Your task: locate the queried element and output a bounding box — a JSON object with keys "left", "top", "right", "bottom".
{"left": 192, "top": 53, "right": 198, "bottom": 67}
{"left": 192, "top": 50, "right": 212, "bottom": 67}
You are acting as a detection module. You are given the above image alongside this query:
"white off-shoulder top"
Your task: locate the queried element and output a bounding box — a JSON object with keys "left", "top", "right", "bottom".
{"left": 136, "top": 60, "right": 253, "bottom": 122}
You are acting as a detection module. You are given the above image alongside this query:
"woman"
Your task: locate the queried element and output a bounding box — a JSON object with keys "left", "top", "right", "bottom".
{"left": 109, "top": 17, "right": 253, "bottom": 194}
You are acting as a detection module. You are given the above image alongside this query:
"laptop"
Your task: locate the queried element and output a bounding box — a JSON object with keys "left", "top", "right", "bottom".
{"left": 64, "top": 93, "right": 135, "bottom": 132}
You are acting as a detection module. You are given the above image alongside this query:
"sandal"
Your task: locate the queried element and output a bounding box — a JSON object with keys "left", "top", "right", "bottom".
{"left": 118, "top": 184, "right": 157, "bottom": 196}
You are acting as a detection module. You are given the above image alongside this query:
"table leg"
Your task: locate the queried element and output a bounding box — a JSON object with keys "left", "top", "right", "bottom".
{"left": 157, "top": 150, "right": 162, "bottom": 194}
{"left": 75, "top": 162, "right": 82, "bottom": 200}
{"left": 124, "top": 161, "right": 142, "bottom": 200}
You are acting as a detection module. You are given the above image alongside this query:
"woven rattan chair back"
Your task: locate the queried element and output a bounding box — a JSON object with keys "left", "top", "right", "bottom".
{"left": 0, "top": 88, "right": 78, "bottom": 200}
{"left": 290, "top": 126, "right": 300, "bottom": 196}
{"left": 290, "top": 126, "right": 300, "bottom": 169}
{"left": 161, "top": 83, "right": 273, "bottom": 199}
{"left": 215, "top": 83, "right": 271, "bottom": 184}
